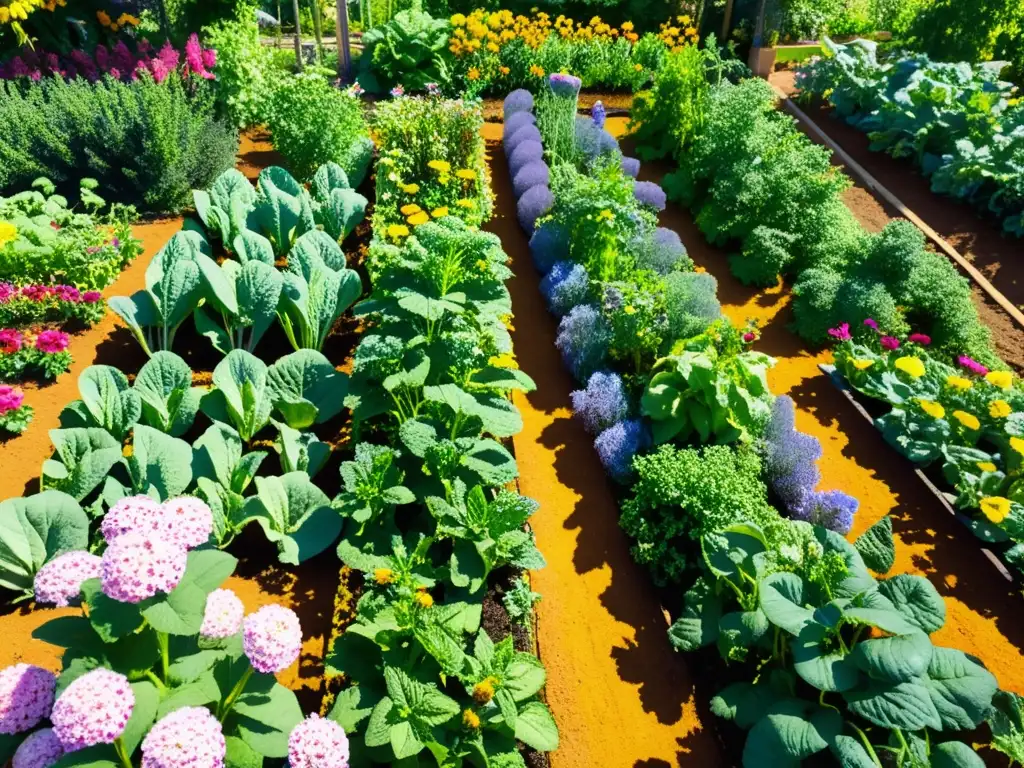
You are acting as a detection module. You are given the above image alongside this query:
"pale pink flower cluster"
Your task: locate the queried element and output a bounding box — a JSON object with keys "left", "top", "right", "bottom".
{"left": 50, "top": 669, "right": 134, "bottom": 752}
{"left": 102, "top": 494, "right": 212, "bottom": 550}
{"left": 242, "top": 605, "right": 303, "bottom": 673}
{"left": 0, "top": 665, "right": 55, "bottom": 735}
{"left": 33, "top": 551, "right": 102, "bottom": 607}
{"left": 12, "top": 728, "right": 63, "bottom": 768}
{"left": 141, "top": 706, "right": 225, "bottom": 768}
{"left": 200, "top": 589, "right": 244, "bottom": 639}
{"left": 100, "top": 531, "right": 187, "bottom": 603}
{"left": 287, "top": 713, "right": 350, "bottom": 768}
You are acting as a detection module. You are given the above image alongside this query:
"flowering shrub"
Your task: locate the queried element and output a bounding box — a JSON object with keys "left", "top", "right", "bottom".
{"left": 0, "top": 35, "right": 215, "bottom": 82}
{"left": 555, "top": 303, "right": 609, "bottom": 380}
{"left": 540, "top": 260, "right": 589, "bottom": 316}
{"left": 0, "top": 282, "right": 104, "bottom": 327}
{"left": 0, "top": 327, "right": 71, "bottom": 380}
{"left": 511, "top": 159, "right": 550, "bottom": 200}
{"left": 516, "top": 183, "right": 553, "bottom": 231}
{"left": 0, "top": 383, "right": 31, "bottom": 433}
{"left": 595, "top": 418, "right": 647, "bottom": 481}
{"left": 570, "top": 371, "right": 630, "bottom": 435}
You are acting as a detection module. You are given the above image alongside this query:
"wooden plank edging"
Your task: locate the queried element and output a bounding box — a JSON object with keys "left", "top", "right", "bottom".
{"left": 772, "top": 84, "right": 1024, "bottom": 332}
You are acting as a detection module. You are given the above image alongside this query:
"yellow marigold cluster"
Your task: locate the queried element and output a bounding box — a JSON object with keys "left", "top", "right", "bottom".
{"left": 658, "top": 15, "right": 699, "bottom": 52}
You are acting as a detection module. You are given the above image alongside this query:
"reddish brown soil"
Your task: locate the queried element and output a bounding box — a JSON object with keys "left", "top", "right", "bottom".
{"left": 771, "top": 70, "right": 1024, "bottom": 372}
{"left": 0, "top": 130, "right": 341, "bottom": 711}
{"left": 608, "top": 115, "right": 1024, "bottom": 699}
{"left": 482, "top": 121, "right": 725, "bottom": 767}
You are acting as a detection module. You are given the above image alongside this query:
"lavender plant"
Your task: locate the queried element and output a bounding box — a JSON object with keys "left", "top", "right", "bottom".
{"left": 595, "top": 418, "right": 647, "bottom": 482}
{"left": 528, "top": 222, "right": 569, "bottom": 275}
{"left": 512, "top": 161, "right": 551, "bottom": 201}
{"left": 540, "top": 261, "right": 590, "bottom": 317}
{"left": 570, "top": 371, "right": 630, "bottom": 435}
{"left": 503, "top": 88, "right": 534, "bottom": 116}
{"left": 633, "top": 180, "right": 667, "bottom": 212}
{"left": 517, "top": 184, "right": 554, "bottom": 232}
{"left": 556, "top": 304, "right": 610, "bottom": 381}
{"left": 635, "top": 227, "right": 693, "bottom": 275}
{"left": 508, "top": 140, "right": 545, "bottom": 178}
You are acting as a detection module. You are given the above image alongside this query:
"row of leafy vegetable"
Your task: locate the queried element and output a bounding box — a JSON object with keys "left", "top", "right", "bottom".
{"left": 796, "top": 38, "right": 1024, "bottom": 238}
{"left": 503, "top": 59, "right": 1024, "bottom": 766}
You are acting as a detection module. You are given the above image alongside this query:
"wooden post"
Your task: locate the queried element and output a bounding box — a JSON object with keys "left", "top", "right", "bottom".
{"left": 336, "top": 0, "right": 352, "bottom": 82}
{"left": 720, "top": 0, "right": 734, "bottom": 40}
{"left": 276, "top": 0, "right": 283, "bottom": 47}
{"left": 292, "top": 0, "right": 304, "bottom": 71}
{"left": 309, "top": 0, "right": 324, "bottom": 64}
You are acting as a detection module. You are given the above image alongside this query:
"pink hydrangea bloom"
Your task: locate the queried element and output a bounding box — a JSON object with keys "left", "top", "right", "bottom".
{"left": 0, "top": 328, "right": 23, "bottom": 353}
{"left": 51, "top": 669, "right": 133, "bottom": 752}
{"left": 863, "top": 318, "right": 879, "bottom": 332}
{"left": 880, "top": 336, "right": 900, "bottom": 351}
{"left": 35, "top": 330, "right": 69, "bottom": 354}
{"left": 201, "top": 589, "right": 244, "bottom": 639}
{"left": 0, "top": 385, "right": 25, "bottom": 413}
{"left": 0, "top": 665, "right": 56, "bottom": 734}
{"left": 100, "top": 495, "right": 163, "bottom": 543}
{"left": 827, "top": 323, "right": 851, "bottom": 341}
{"left": 12, "top": 728, "right": 64, "bottom": 768}
{"left": 141, "top": 706, "right": 225, "bottom": 768}
{"left": 161, "top": 496, "right": 213, "bottom": 549}
{"left": 908, "top": 333, "right": 931, "bottom": 345}
{"left": 288, "top": 714, "right": 350, "bottom": 768}
{"left": 243, "top": 605, "right": 303, "bottom": 674}
{"left": 82, "top": 291, "right": 102, "bottom": 303}
{"left": 101, "top": 531, "right": 187, "bottom": 604}
{"left": 959, "top": 355, "right": 989, "bottom": 376}
{"left": 34, "top": 551, "right": 101, "bottom": 607}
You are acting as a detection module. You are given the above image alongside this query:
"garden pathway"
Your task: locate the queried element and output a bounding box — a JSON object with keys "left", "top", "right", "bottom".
{"left": 481, "top": 121, "right": 725, "bottom": 768}
{"left": 607, "top": 116, "right": 1024, "bottom": 699}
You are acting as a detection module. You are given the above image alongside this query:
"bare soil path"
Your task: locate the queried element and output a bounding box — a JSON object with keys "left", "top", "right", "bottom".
{"left": 481, "top": 121, "right": 725, "bottom": 767}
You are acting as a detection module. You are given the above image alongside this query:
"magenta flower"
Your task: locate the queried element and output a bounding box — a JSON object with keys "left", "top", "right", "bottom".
{"left": 184, "top": 33, "right": 205, "bottom": 76}
{"left": 35, "top": 330, "right": 69, "bottom": 354}
{"left": 100, "top": 531, "right": 187, "bottom": 604}
{"left": 141, "top": 706, "right": 225, "bottom": 768}
{"left": 0, "top": 283, "right": 13, "bottom": 302}
{"left": 742, "top": 332, "right": 756, "bottom": 343}
{"left": 288, "top": 714, "right": 350, "bottom": 768}
{"left": 0, "top": 385, "right": 24, "bottom": 413}
{"left": 82, "top": 291, "right": 102, "bottom": 303}
{"left": 51, "top": 669, "right": 133, "bottom": 752}
{"left": 202, "top": 47, "right": 217, "bottom": 71}
{"left": 880, "top": 336, "right": 900, "bottom": 351}
{"left": 34, "top": 551, "right": 101, "bottom": 607}
{"left": 149, "top": 57, "right": 169, "bottom": 84}
{"left": 390, "top": 85, "right": 404, "bottom": 98}
{"left": 56, "top": 286, "right": 80, "bottom": 302}
{"left": 0, "top": 328, "right": 23, "bottom": 353}
{"left": 958, "top": 355, "right": 989, "bottom": 376}
{"left": 827, "top": 323, "right": 851, "bottom": 341}
{"left": 200, "top": 589, "right": 244, "bottom": 639}
{"left": 908, "top": 333, "right": 931, "bottom": 345}
{"left": 157, "top": 41, "right": 180, "bottom": 74}
{"left": 111, "top": 42, "right": 135, "bottom": 76}
{"left": 0, "top": 664, "right": 56, "bottom": 734}
{"left": 243, "top": 605, "right": 303, "bottom": 674}
{"left": 863, "top": 318, "right": 879, "bottom": 332}
{"left": 12, "top": 727, "right": 64, "bottom": 768}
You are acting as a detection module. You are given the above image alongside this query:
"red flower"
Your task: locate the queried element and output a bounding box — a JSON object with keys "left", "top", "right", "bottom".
{"left": 0, "top": 328, "right": 22, "bottom": 354}
{"left": 35, "top": 330, "right": 69, "bottom": 354}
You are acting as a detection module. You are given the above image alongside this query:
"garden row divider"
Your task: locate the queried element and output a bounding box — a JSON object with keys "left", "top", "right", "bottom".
{"left": 819, "top": 361, "right": 1017, "bottom": 585}
{"left": 771, "top": 82, "right": 1024, "bottom": 331}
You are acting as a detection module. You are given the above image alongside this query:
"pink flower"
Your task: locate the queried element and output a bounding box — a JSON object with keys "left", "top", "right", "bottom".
{"left": 56, "top": 285, "right": 80, "bottom": 302}
{"left": 0, "top": 329, "right": 22, "bottom": 354}
{"left": 863, "top": 318, "right": 879, "bottom": 332}
{"left": 35, "top": 330, "right": 69, "bottom": 353}
{"left": 0, "top": 385, "right": 24, "bottom": 413}
{"left": 288, "top": 714, "right": 350, "bottom": 768}
{"left": 21, "top": 285, "right": 48, "bottom": 301}
{"left": 95, "top": 46, "right": 110, "bottom": 72}
{"left": 100, "top": 495, "right": 163, "bottom": 543}
{"left": 390, "top": 85, "right": 404, "bottom": 98}
{"left": 243, "top": 605, "right": 303, "bottom": 674}
{"left": 157, "top": 41, "right": 180, "bottom": 74}
{"left": 82, "top": 291, "right": 102, "bottom": 303}
{"left": 100, "top": 531, "right": 187, "bottom": 604}
{"left": 160, "top": 496, "right": 213, "bottom": 549}
{"left": 111, "top": 41, "right": 135, "bottom": 76}
{"left": 958, "top": 355, "right": 989, "bottom": 376}
{"left": 908, "top": 333, "right": 931, "bottom": 345}
{"left": 149, "top": 57, "right": 169, "bottom": 84}
{"left": 102, "top": 495, "right": 212, "bottom": 550}
{"left": 742, "top": 332, "right": 756, "bottom": 343}
{"left": 880, "top": 336, "right": 900, "bottom": 351}
{"left": 827, "top": 323, "right": 851, "bottom": 341}
{"left": 34, "top": 551, "right": 101, "bottom": 607}
{"left": 202, "top": 48, "right": 217, "bottom": 70}
{"left": 51, "top": 669, "right": 133, "bottom": 752}
{"left": 0, "top": 283, "right": 14, "bottom": 302}
{"left": 0, "top": 664, "right": 56, "bottom": 734}
{"left": 12, "top": 727, "right": 64, "bottom": 768}
{"left": 108, "top": 68, "right": 121, "bottom": 81}
{"left": 201, "top": 589, "right": 244, "bottom": 639}
{"left": 141, "top": 706, "right": 225, "bottom": 768}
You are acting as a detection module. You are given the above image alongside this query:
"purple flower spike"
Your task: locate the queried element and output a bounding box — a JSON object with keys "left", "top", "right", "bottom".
{"left": 633, "top": 181, "right": 666, "bottom": 211}
{"left": 591, "top": 100, "right": 606, "bottom": 129}
{"left": 595, "top": 419, "right": 647, "bottom": 482}
{"left": 540, "top": 260, "right": 589, "bottom": 316}
{"left": 548, "top": 72, "right": 582, "bottom": 98}
{"left": 571, "top": 371, "right": 629, "bottom": 435}
{"left": 529, "top": 222, "right": 569, "bottom": 275}
{"left": 556, "top": 304, "right": 610, "bottom": 380}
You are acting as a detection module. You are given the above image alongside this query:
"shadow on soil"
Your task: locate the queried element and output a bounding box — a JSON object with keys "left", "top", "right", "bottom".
{"left": 484, "top": 136, "right": 724, "bottom": 765}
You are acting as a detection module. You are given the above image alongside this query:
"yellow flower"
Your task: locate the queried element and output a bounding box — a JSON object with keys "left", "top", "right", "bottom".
{"left": 431, "top": 207, "right": 450, "bottom": 218}
{"left": 529, "top": 64, "right": 545, "bottom": 77}
{"left": 621, "top": 20, "right": 634, "bottom": 31}
{"left": 456, "top": 169, "right": 478, "bottom": 180}
{"left": 990, "top": 400, "right": 1012, "bottom": 419}
{"left": 1011, "top": 436, "right": 1024, "bottom": 455}
{"left": 387, "top": 224, "right": 410, "bottom": 240}
{"left": 499, "top": 66, "right": 510, "bottom": 75}
{"left": 462, "top": 709, "right": 481, "bottom": 730}
{"left": 0, "top": 221, "right": 17, "bottom": 247}
{"left": 456, "top": 199, "right": 475, "bottom": 208}
{"left": 373, "top": 568, "right": 396, "bottom": 585}
{"left": 977, "top": 461, "right": 998, "bottom": 473}
{"left": 986, "top": 370, "right": 1013, "bottom": 390}
{"left": 685, "top": 26, "right": 697, "bottom": 37}
{"left": 400, "top": 183, "right": 420, "bottom": 194}
{"left": 851, "top": 358, "right": 874, "bottom": 371}
{"left": 894, "top": 356, "right": 925, "bottom": 378}
{"left": 633, "top": 63, "right": 643, "bottom": 72}
{"left": 597, "top": 209, "right": 614, "bottom": 221}
{"left": 96, "top": 9, "right": 110, "bottom": 25}
{"left": 451, "top": 12, "right": 466, "bottom": 25}
{"left": 414, "top": 591, "right": 434, "bottom": 608}
{"left": 980, "top": 496, "right": 1012, "bottom": 524}
{"left": 473, "top": 676, "right": 498, "bottom": 704}
{"left": 952, "top": 410, "right": 980, "bottom": 430}
{"left": 917, "top": 399, "right": 945, "bottom": 420}
{"left": 428, "top": 160, "right": 451, "bottom": 173}
{"left": 624, "top": 305, "right": 636, "bottom": 315}
{"left": 468, "top": 67, "right": 481, "bottom": 81}
{"left": 487, "top": 42, "right": 499, "bottom": 52}
{"left": 407, "top": 211, "right": 430, "bottom": 226}
{"left": 946, "top": 375, "right": 973, "bottom": 391}
{"left": 400, "top": 204, "right": 422, "bottom": 216}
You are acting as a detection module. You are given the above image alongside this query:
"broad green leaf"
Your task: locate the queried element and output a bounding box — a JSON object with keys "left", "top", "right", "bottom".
{"left": 127, "top": 425, "right": 193, "bottom": 499}
{"left": 843, "top": 679, "right": 942, "bottom": 731}
{"left": 759, "top": 572, "right": 813, "bottom": 636}
{"left": 792, "top": 623, "right": 861, "bottom": 692}
{"left": 0, "top": 490, "right": 89, "bottom": 595}
{"left": 514, "top": 701, "right": 558, "bottom": 752}
{"left": 44, "top": 428, "right": 123, "bottom": 501}
{"left": 932, "top": 741, "right": 986, "bottom": 768}
{"left": 267, "top": 349, "right": 347, "bottom": 429}
{"left": 877, "top": 574, "right": 946, "bottom": 634}
{"left": 232, "top": 681, "right": 303, "bottom": 758}
{"left": 81, "top": 578, "right": 145, "bottom": 643}
{"left": 854, "top": 515, "right": 895, "bottom": 574}
{"left": 742, "top": 703, "right": 840, "bottom": 767}
{"left": 923, "top": 647, "right": 998, "bottom": 730}
{"left": 850, "top": 631, "right": 933, "bottom": 684}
